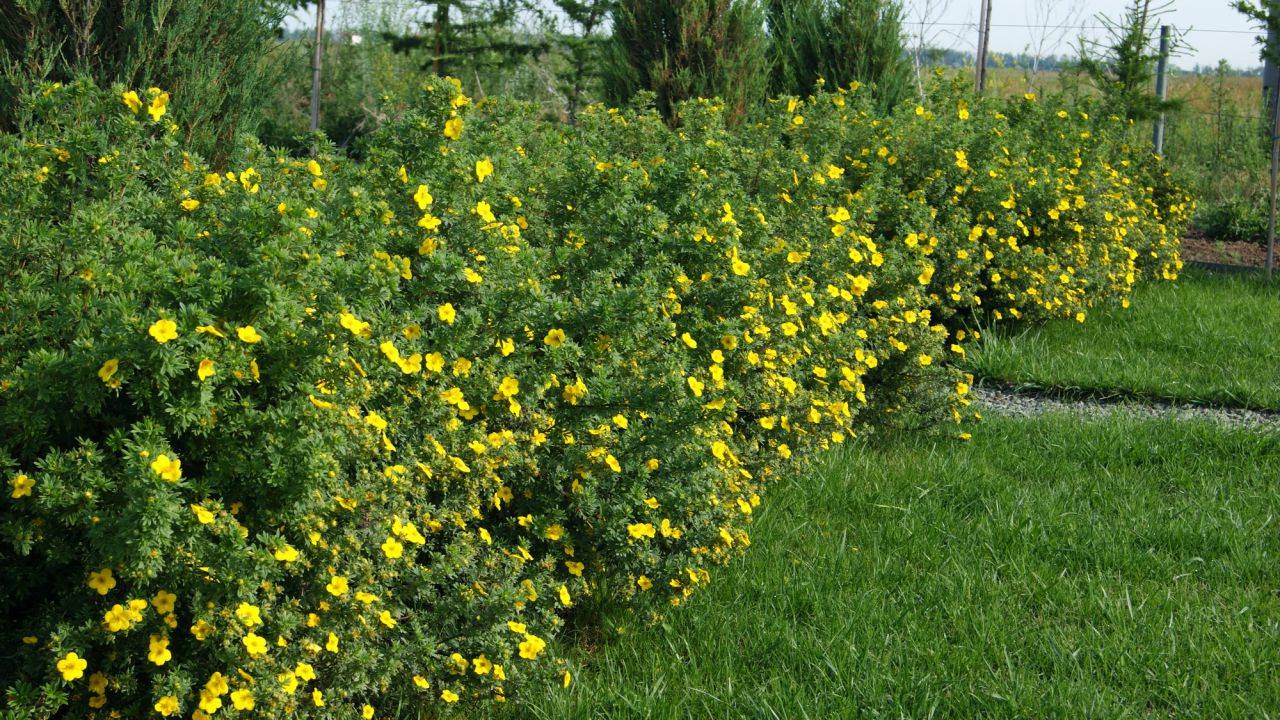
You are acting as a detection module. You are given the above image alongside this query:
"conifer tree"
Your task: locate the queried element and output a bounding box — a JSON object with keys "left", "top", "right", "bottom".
{"left": 602, "top": 0, "right": 769, "bottom": 124}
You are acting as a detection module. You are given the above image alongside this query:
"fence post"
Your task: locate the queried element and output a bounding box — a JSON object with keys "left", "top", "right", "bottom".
{"left": 1264, "top": 16, "right": 1280, "bottom": 279}
{"left": 1152, "top": 25, "right": 1170, "bottom": 156}
{"left": 309, "top": 0, "right": 326, "bottom": 140}
{"left": 975, "top": 0, "right": 992, "bottom": 94}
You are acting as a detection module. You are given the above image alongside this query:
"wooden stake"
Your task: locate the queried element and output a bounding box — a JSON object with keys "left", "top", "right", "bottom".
{"left": 310, "top": 0, "right": 326, "bottom": 140}
{"left": 976, "top": 0, "right": 992, "bottom": 94}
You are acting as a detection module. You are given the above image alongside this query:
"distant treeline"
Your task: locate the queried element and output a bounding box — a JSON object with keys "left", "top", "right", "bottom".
{"left": 918, "top": 46, "right": 1263, "bottom": 77}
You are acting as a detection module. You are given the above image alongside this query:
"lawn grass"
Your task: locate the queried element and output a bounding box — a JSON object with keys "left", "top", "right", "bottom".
{"left": 497, "top": 415, "right": 1280, "bottom": 719}
{"left": 967, "top": 268, "right": 1280, "bottom": 410}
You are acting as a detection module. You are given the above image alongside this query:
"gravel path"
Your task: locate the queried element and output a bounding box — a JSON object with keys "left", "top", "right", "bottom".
{"left": 974, "top": 385, "right": 1280, "bottom": 430}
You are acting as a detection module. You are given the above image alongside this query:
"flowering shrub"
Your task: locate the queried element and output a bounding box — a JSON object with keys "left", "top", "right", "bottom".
{"left": 0, "top": 79, "right": 1187, "bottom": 719}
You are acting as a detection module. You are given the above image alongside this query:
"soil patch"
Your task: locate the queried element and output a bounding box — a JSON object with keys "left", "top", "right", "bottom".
{"left": 1181, "top": 236, "right": 1268, "bottom": 268}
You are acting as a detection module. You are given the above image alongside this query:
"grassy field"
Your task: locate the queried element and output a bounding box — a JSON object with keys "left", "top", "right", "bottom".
{"left": 967, "top": 268, "right": 1280, "bottom": 409}
{"left": 497, "top": 414, "right": 1280, "bottom": 719}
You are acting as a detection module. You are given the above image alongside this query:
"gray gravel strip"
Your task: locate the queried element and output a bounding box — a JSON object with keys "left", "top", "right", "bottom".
{"left": 974, "top": 386, "right": 1280, "bottom": 430}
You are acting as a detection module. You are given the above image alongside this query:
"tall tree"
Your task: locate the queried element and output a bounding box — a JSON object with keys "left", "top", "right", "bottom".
{"left": 387, "top": 0, "right": 544, "bottom": 79}
{"left": 602, "top": 0, "right": 769, "bottom": 124}
{"left": 767, "top": 0, "right": 912, "bottom": 108}
{"left": 547, "top": 0, "right": 617, "bottom": 121}
{"left": 1075, "top": 0, "right": 1182, "bottom": 122}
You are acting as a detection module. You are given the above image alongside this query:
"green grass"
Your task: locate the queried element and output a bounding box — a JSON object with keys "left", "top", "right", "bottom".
{"left": 500, "top": 415, "right": 1280, "bottom": 719}
{"left": 967, "top": 268, "right": 1280, "bottom": 410}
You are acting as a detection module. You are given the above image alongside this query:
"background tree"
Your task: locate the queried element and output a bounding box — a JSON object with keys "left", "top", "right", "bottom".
{"left": 386, "top": 0, "right": 544, "bottom": 81}
{"left": 546, "top": 0, "right": 617, "bottom": 121}
{"left": 766, "top": 0, "right": 912, "bottom": 109}
{"left": 1074, "top": 0, "right": 1183, "bottom": 122}
{"left": 602, "top": 0, "right": 769, "bottom": 125}
{"left": 0, "top": 0, "right": 285, "bottom": 166}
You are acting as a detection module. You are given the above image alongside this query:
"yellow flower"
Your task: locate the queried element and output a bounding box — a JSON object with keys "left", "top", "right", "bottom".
{"left": 326, "top": 632, "right": 339, "bottom": 652}
{"left": 543, "top": 328, "right": 566, "bottom": 347}
{"left": 443, "top": 117, "right": 463, "bottom": 140}
{"left": 313, "top": 689, "right": 325, "bottom": 707}
{"left": 181, "top": 198, "right": 200, "bottom": 211}
{"left": 235, "top": 603, "right": 262, "bottom": 627}
{"left": 146, "top": 89, "right": 169, "bottom": 121}
{"left": 437, "top": 303, "right": 456, "bottom": 325}
{"left": 441, "top": 689, "right": 460, "bottom": 703}
{"left": 627, "top": 522, "right": 656, "bottom": 540}
{"left": 191, "top": 504, "right": 215, "bottom": 524}
{"left": 121, "top": 91, "right": 142, "bottom": 114}
{"left": 637, "top": 575, "right": 653, "bottom": 590}
{"left": 475, "top": 158, "right": 494, "bottom": 182}
{"left": 326, "top": 575, "right": 349, "bottom": 597}
{"left": 729, "top": 246, "right": 750, "bottom": 276}
{"left": 148, "top": 318, "right": 179, "bottom": 344}
{"left": 150, "top": 454, "right": 182, "bottom": 482}
{"left": 236, "top": 326, "right": 262, "bottom": 344}
{"left": 97, "top": 358, "right": 120, "bottom": 386}
{"left": 154, "top": 695, "right": 180, "bottom": 716}
{"left": 57, "top": 652, "right": 87, "bottom": 681}
{"left": 88, "top": 568, "right": 116, "bottom": 595}
{"left": 197, "top": 359, "right": 215, "bottom": 381}
{"left": 518, "top": 633, "right": 546, "bottom": 659}
{"left": 381, "top": 536, "right": 404, "bottom": 559}
{"left": 340, "top": 312, "right": 372, "bottom": 337}
{"left": 414, "top": 184, "right": 433, "bottom": 209}
{"left": 151, "top": 590, "right": 177, "bottom": 614}
{"left": 242, "top": 632, "right": 268, "bottom": 656}
{"left": 10, "top": 473, "right": 34, "bottom": 499}
{"left": 190, "top": 620, "right": 214, "bottom": 641}
{"left": 227, "top": 688, "right": 255, "bottom": 711}
{"left": 148, "top": 634, "right": 172, "bottom": 665}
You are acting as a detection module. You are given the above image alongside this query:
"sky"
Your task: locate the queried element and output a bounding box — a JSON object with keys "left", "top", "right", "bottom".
{"left": 910, "top": 0, "right": 1265, "bottom": 70}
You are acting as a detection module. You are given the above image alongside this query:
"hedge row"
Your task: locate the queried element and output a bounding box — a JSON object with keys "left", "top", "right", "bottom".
{"left": 0, "top": 79, "right": 1188, "bottom": 719}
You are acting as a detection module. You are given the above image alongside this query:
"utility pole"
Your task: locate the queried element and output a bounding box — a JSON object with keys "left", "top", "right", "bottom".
{"left": 310, "top": 0, "right": 326, "bottom": 138}
{"left": 975, "top": 0, "right": 993, "bottom": 93}
{"left": 1152, "top": 25, "right": 1170, "bottom": 155}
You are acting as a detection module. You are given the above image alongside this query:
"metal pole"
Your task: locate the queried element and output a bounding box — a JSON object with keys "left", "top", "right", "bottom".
{"left": 1269, "top": 60, "right": 1279, "bottom": 280}
{"left": 976, "top": 0, "right": 992, "bottom": 94}
{"left": 309, "top": 0, "right": 326, "bottom": 137}
{"left": 1152, "top": 25, "right": 1170, "bottom": 156}
{"left": 1268, "top": 16, "right": 1279, "bottom": 280}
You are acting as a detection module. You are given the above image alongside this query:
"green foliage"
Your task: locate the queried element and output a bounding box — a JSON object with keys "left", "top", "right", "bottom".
{"left": 0, "top": 78, "right": 1187, "bottom": 718}
{"left": 766, "top": 0, "right": 913, "bottom": 109}
{"left": 0, "top": 0, "right": 285, "bottom": 167}
{"left": 602, "top": 0, "right": 770, "bottom": 124}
